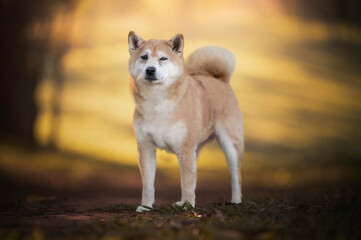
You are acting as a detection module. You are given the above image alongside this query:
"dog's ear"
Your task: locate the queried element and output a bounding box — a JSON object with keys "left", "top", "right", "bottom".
{"left": 168, "top": 34, "right": 184, "bottom": 55}
{"left": 128, "top": 31, "right": 144, "bottom": 53}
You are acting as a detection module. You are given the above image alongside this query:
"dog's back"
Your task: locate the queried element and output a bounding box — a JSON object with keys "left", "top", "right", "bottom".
{"left": 184, "top": 45, "right": 240, "bottom": 126}
{"left": 172, "top": 45, "right": 243, "bottom": 159}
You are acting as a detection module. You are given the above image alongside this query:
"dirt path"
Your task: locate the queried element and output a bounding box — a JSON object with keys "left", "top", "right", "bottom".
{"left": 1, "top": 144, "right": 360, "bottom": 239}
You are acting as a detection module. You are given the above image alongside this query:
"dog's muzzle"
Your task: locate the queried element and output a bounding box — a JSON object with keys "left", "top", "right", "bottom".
{"left": 145, "top": 66, "right": 157, "bottom": 81}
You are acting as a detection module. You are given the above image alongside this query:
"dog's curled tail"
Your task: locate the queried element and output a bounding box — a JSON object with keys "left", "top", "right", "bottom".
{"left": 185, "top": 46, "right": 235, "bottom": 83}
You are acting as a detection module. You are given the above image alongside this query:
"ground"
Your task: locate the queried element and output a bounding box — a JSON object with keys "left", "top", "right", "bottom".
{"left": 0, "top": 141, "right": 360, "bottom": 240}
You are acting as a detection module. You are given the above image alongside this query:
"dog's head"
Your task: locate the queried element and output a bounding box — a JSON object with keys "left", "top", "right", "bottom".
{"left": 128, "top": 31, "right": 184, "bottom": 87}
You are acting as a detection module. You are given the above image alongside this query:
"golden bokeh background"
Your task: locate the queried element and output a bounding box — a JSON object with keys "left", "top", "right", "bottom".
{"left": 1, "top": 3, "right": 361, "bottom": 237}
{"left": 31, "top": 0, "right": 361, "bottom": 173}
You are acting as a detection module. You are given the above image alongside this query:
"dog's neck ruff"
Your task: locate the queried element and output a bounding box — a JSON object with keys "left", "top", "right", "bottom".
{"left": 132, "top": 74, "right": 189, "bottom": 116}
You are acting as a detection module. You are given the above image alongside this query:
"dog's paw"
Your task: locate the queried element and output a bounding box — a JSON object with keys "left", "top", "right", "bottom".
{"left": 173, "top": 200, "right": 195, "bottom": 210}
{"left": 136, "top": 205, "right": 153, "bottom": 213}
{"left": 231, "top": 198, "right": 242, "bottom": 204}
{"left": 174, "top": 201, "right": 184, "bottom": 207}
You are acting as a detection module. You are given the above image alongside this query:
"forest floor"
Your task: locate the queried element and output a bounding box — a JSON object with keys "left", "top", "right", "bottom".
{"left": 0, "top": 141, "right": 360, "bottom": 240}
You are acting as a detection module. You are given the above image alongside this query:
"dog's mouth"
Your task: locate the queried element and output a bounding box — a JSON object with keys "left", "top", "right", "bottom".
{"left": 144, "top": 77, "right": 162, "bottom": 83}
{"left": 145, "top": 76, "right": 157, "bottom": 81}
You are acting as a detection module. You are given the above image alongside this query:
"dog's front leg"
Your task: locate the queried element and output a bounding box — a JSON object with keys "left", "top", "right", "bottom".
{"left": 136, "top": 140, "right": 156, "bottom": 213}
{"left": 176, "top": 148, "right": 197, "bottom": 208}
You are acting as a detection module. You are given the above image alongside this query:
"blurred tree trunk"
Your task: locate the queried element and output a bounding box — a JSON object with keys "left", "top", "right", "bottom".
{"left": 281, "top": 0, "right": 361, "bottom": 27}
{"left": 0, "top": 0, "right": 76, "bottom": 143}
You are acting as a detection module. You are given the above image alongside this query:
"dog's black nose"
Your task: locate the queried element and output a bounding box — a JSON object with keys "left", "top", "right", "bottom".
{"left": 146, "top": 66, "right": 156, "bottom": 76}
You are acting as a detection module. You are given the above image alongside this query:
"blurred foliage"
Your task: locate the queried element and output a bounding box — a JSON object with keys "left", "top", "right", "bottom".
{"left": 30, "top": 0, "right": 361, "bottom": 169}
{"left": 1, "top": 0, "right": 360, "bottom": 167}
{"left": 281, "top": 0, "right": 361, "bottom": 26}
{"left": 0, "top": 0, "right": 78, "bottom": 142}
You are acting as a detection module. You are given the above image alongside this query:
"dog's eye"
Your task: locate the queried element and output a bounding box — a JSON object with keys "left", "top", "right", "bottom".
{"left": 160, "top": 57, "right": 168, "bottom": 61}
{"left": 140, "top": 55, "right": 148, "bottom": 60}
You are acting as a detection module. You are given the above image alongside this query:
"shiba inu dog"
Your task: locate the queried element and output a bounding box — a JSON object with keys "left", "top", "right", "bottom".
{"left": 128, "top": 31, "right": 244, "bottom": 212}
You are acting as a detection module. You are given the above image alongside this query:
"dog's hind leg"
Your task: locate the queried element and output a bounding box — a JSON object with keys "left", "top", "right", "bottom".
{"left": 215, "top": 117, "right": 244, "bottom": 203}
